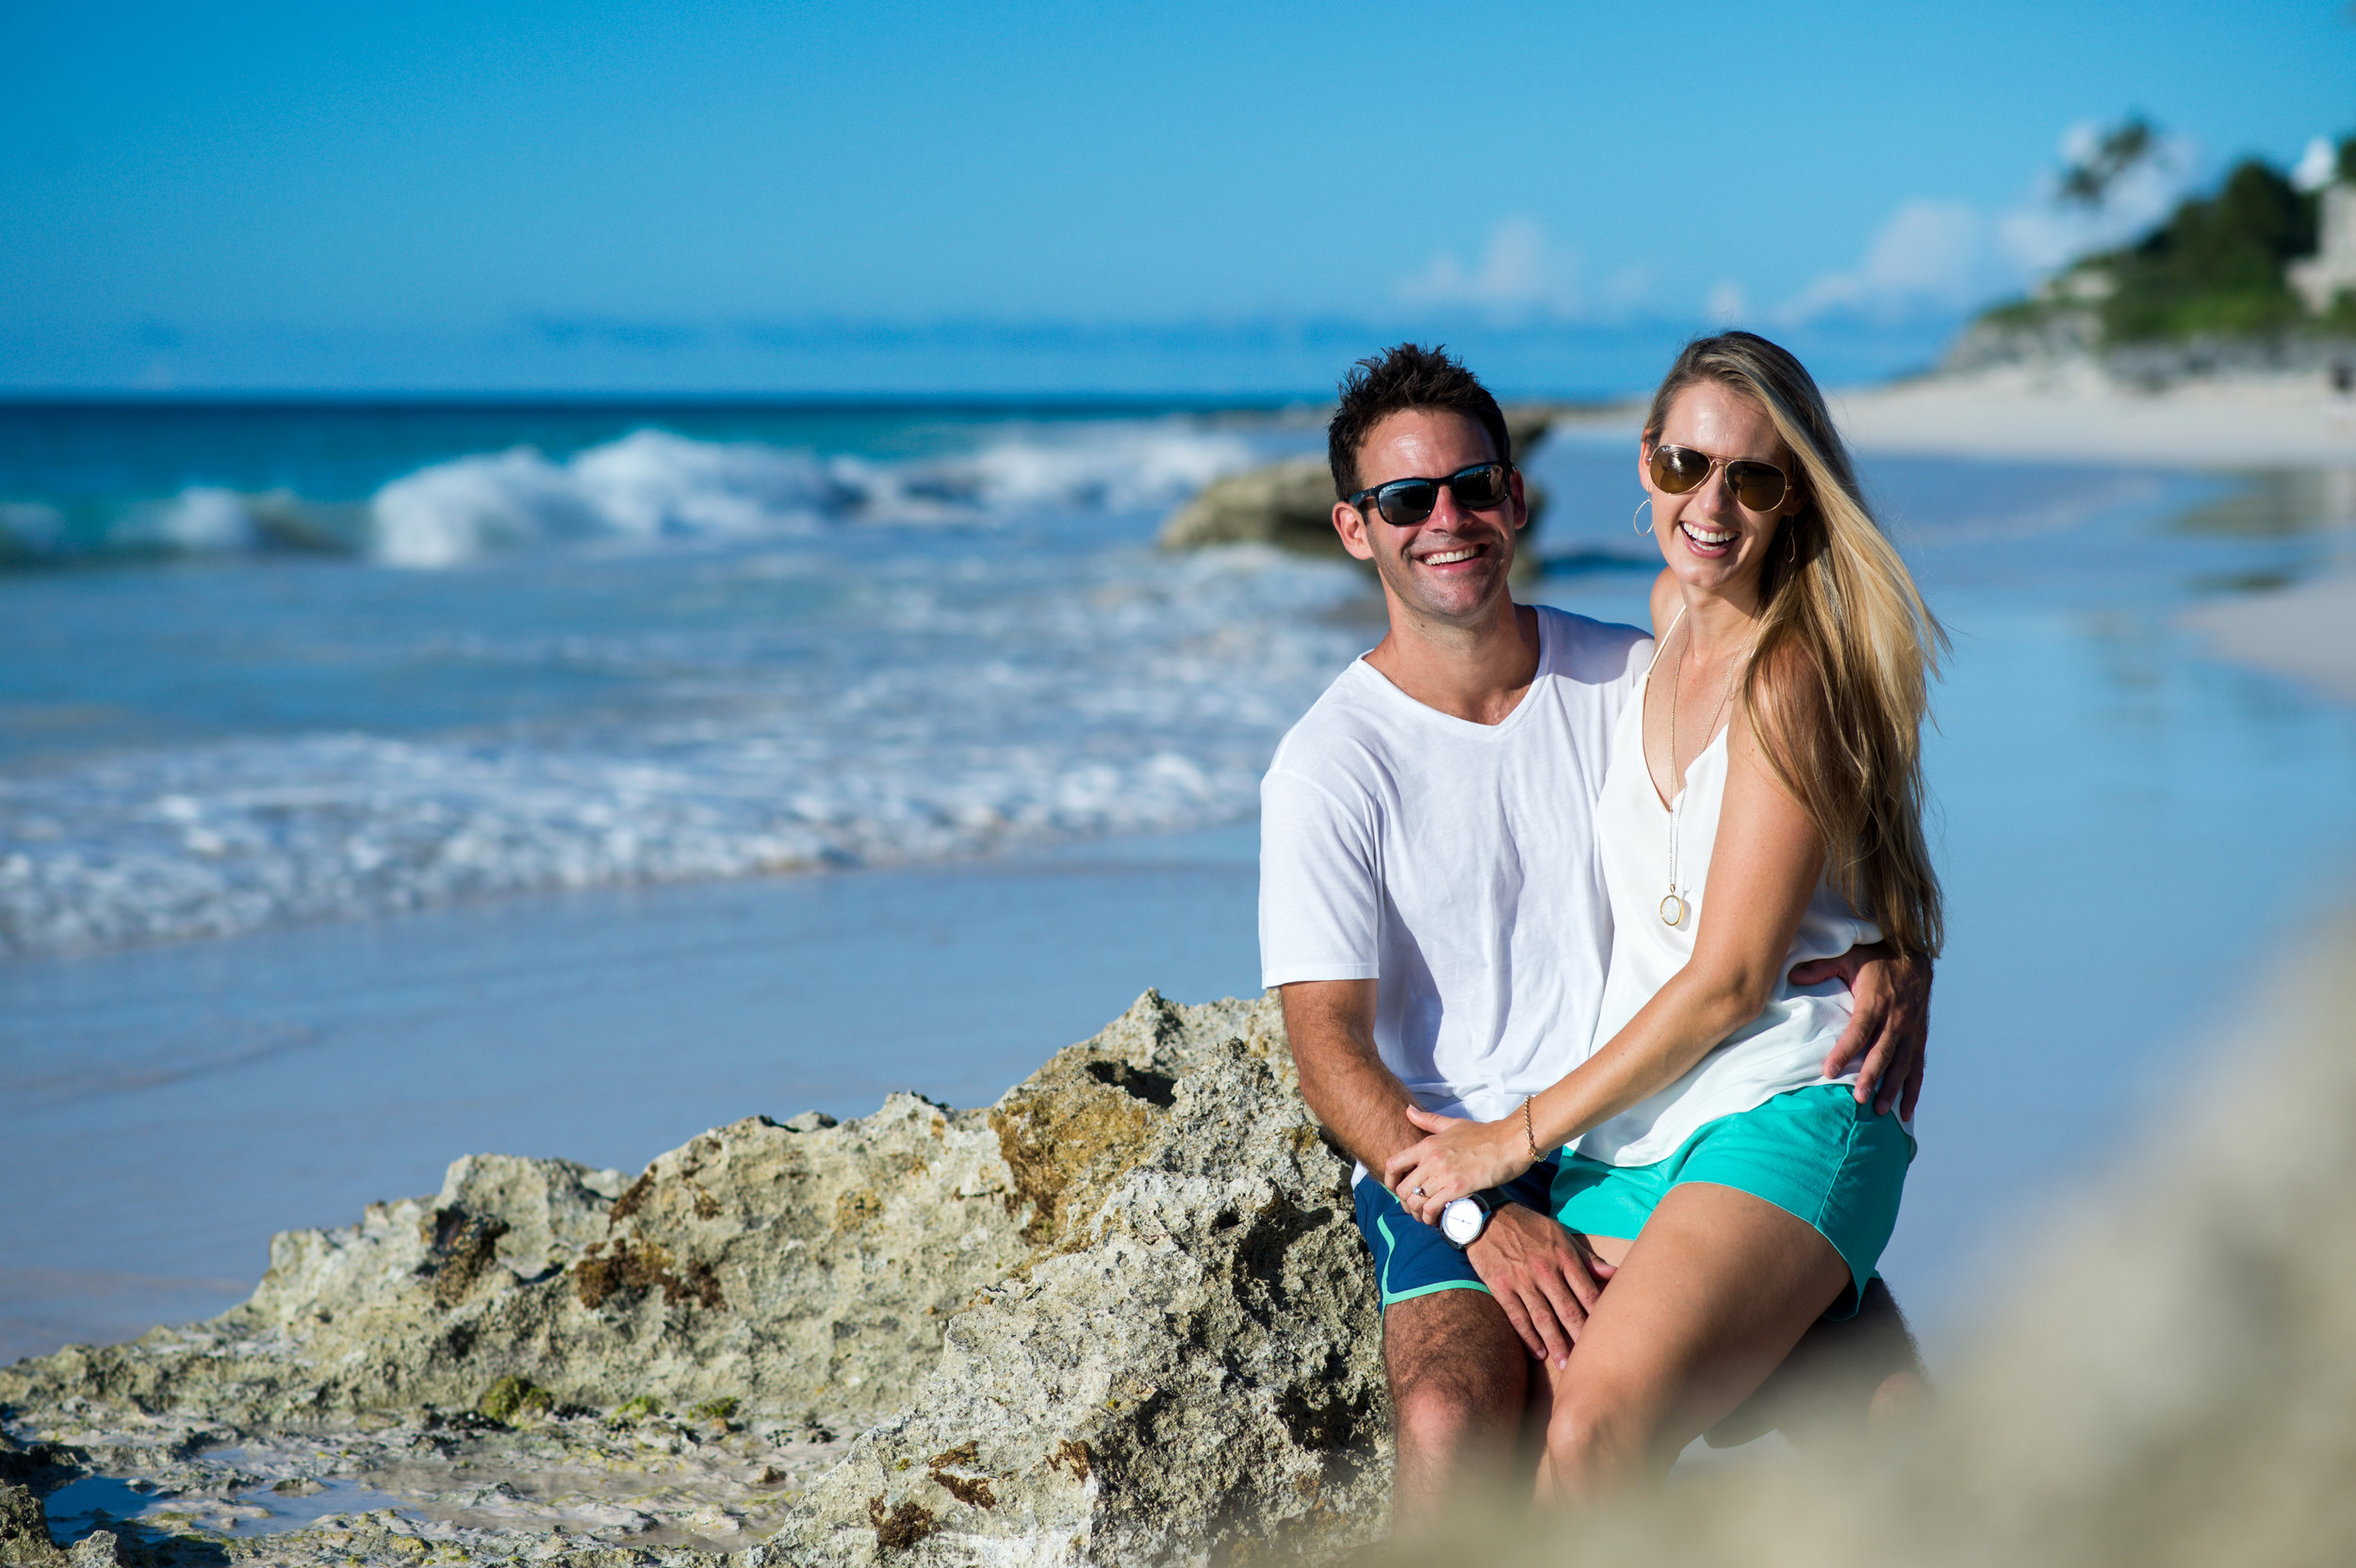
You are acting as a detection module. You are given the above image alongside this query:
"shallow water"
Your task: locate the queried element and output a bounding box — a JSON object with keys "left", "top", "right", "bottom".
{"left": 41, "top": 1468, "right": 414, "bottom": 1542}
{"left": 5, "top": 414, "right": 2355, "bottom": 1364}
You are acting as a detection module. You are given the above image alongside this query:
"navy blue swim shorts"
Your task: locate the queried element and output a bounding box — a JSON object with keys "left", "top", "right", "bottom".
{"left": 1350, "top": 1156, "right": 1563, "bottom": 1309}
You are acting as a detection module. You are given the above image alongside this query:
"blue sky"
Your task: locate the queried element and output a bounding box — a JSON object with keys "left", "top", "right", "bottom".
{"left": 4, "top": 0, "right": 2352, "bottom": 395}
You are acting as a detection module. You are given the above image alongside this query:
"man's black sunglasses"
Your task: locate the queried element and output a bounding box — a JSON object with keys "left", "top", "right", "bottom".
{"left": 1347, "top": 462, "right": 1512, "bottom": 527}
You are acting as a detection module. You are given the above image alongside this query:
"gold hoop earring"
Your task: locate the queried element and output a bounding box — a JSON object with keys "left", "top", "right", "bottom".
{"left": 1786, "top": 524, "right": 1798, "bottom": 564}
{"left": 1633, "top": 497, "right": 1654, "bottom": 535}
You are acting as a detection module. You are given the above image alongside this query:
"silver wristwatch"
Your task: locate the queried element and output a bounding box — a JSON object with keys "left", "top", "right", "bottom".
{"left": 1439, "top": 1188, "right": 1507, "bottom": 1250}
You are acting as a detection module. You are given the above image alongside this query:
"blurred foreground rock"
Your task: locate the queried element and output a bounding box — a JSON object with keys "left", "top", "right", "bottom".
{"left": 1156, "top": 406, "right": 1558, "bottom": 573}
{"left": 0, "top": 993, "right": 1387, "bottom": 1565}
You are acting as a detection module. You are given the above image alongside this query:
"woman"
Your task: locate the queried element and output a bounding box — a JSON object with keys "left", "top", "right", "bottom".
{"left": 1383, "top": 331, "right": 1944, "bottom": 1499}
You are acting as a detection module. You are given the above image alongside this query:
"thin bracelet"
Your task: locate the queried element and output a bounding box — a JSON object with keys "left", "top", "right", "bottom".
{"left": 1522, "top": 1095, "right": 1543, "bottom": 1161}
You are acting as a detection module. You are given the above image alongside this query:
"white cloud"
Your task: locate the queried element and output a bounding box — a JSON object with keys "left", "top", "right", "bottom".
{"left": 1996, "top": 124, "right": 2196, "bottom": 275}
{"left": 1398, "top": 217, "right": 1583, "bottom": 318}
{"left": 1777, "top": 200, "right": 2005, "bottom": 324}
{"left": 2293, "top": 136, "right": 2338, "bottom": 194}
{"left": 1774, "top": 125, "right": 2200, "bottom": 326}
{"left": 1705, "top": 279, "right": 1749, "bottom": 325}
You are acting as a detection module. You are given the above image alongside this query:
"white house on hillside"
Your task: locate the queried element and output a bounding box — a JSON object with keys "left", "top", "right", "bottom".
{"left": 2290, "top": 183, "right": 2356, "bottom": 315}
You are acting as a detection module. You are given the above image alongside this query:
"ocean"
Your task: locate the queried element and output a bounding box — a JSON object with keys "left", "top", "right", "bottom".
{"left": 5, "top": 401, "right": 2355, "bottom": 1364}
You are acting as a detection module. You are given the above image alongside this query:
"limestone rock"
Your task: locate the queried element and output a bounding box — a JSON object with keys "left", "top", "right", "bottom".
{"left": 1155, "top": 408, "right": 1556, "bottom": 571}
{"left": 0, "top": 992, "right": 1389, "bottom": 1563}
{"left": 766, "top": 994, "right": 1386, "bottom": 1565}
{"left": 62, "top": 1534, "right": 122, "bottom": 1568}
{"left": 2, "top": 1091, "right": 1044, "bottom": 1429}
{"left": 0, "top": 1480, "right": 63, "bottom": 1568}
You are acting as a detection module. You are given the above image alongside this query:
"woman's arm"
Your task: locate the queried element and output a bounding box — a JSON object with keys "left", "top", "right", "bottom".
{"left": 1384, "top": 652, "right": 1831, "bottom": 1223}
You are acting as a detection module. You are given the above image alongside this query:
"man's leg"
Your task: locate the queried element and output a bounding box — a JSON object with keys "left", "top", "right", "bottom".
{"left": 1382, "top": 1287, "right": 1530, "bottom": 1525}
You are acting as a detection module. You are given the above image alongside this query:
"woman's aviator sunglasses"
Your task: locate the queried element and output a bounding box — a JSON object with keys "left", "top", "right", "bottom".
{"left": 1647, "top": 445, "right": 1793, "bottom": 513}
{"left": 1348, "top": 462, "right": 1512, "bottom": 527}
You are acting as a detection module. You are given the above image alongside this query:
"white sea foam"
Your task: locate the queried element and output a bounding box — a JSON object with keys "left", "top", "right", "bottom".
{"left": 116, "top": 487, "right": 263, "bottom": 553}
{"left": 0, "top": 415, "right": 1317, "bottom": 954}
{"left": 369, "top": 433, "right": 837, "bottom": 566}
{"left": 0, "top": 539, "right": 1364, "bottom": 956}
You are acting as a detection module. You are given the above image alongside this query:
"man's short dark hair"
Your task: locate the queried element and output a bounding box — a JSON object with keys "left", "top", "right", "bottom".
{"left": 1327, "top": 343, "right": 1513, "bottom": 501}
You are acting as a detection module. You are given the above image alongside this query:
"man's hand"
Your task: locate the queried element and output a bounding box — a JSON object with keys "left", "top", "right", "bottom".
{"left": 1791, "top": 942, "right": 1930, "bottom": 1119}
{"left": 1463, "top": 1205, "right": 1615, "bottom": 1370}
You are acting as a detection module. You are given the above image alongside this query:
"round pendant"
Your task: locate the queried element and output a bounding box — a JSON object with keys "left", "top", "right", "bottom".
{"left": 1660, "top": 891, "right": 1687, "bottom": 927}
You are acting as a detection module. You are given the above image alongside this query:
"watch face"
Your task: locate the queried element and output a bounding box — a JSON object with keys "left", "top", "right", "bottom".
{"left": 1440, "top": 1197, "right": 1485, "bottom": 1246}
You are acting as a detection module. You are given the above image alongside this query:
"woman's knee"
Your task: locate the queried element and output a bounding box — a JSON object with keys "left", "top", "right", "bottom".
{"left": 1543, "top": 1388, "right": 1648, "bottom": 1491}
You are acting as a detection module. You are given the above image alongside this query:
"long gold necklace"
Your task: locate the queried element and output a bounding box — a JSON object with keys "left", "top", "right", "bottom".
{"left": 1661, "top": 621, "right": 1746, "bottom": 929}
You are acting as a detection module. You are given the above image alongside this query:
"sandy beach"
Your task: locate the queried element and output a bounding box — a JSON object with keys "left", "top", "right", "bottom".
{"left": 7, "top": 382, "right": 2356, "bottom": 1563}
{"left": 1831, "top": 362, "right": 2356, "bottom": 468}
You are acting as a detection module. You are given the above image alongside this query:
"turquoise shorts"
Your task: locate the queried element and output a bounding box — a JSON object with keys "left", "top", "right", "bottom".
{"left": 1550, "top": 1084, "right": 1913, "bottom": 1319}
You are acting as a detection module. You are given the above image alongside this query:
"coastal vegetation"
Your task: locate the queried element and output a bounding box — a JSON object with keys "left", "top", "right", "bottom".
{"left": 1974, "top": 119, "right": 2356, "bottom": 350}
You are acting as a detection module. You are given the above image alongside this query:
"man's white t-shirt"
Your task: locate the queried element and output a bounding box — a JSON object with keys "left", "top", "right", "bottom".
{"left": 1259, "top": 605, "right": 1650, "bottom": 1134}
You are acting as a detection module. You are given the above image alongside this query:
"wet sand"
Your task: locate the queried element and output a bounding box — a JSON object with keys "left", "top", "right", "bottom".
{"left": 2183, "top": 569, "right": 2356, "bottom": 705}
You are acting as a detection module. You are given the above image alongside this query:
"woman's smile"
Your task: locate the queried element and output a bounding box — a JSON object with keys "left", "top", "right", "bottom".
{"left": 1676, "top": 518, "right": 1739, "bottom": 557}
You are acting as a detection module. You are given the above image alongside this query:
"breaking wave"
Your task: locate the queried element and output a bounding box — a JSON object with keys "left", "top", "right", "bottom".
{"left": 0, "top": 421, "right": 1266, "bottom": 567}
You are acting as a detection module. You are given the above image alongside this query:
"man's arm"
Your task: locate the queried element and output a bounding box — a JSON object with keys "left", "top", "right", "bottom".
{"left": 1790, "top": 944, "right": 1932, "bottom": 1119}
{"left": 1281, "top": 979, "right": 1420, "bottom": 1174}
{"left": 1281, "top": 980, "right": 1612, "bottom": 1369}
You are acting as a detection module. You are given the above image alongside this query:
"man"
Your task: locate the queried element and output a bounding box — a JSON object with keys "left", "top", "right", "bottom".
{"left": 1258, "top": 345, "right": 1927, "bottom": 1518}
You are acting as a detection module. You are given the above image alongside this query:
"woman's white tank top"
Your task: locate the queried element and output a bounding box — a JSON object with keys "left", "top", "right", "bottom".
{"left": 1574, "top": 625, "right": 1888, "bottom": 1167}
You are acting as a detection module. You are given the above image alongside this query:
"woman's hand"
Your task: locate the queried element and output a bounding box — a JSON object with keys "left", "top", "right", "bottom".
{"left": 1383, "top": 1104, "right": 1533, "bottom": 1226}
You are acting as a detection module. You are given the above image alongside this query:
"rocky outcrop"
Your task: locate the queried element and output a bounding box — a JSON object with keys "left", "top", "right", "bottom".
{"left": 2, "top": 1097, "right": 1034, "bottom": 1433}
{"left": 765, "top": 997, "right": 1382, "bottom": 1566}
{"left": 0, "top": 992, "right": 1387, "bottom": 1565}
{"left": 1, "top": 1435, "right": 122, "bottom": 1568}
{"left": 1155, "top": 407, "right": 1557, "bottom": 569}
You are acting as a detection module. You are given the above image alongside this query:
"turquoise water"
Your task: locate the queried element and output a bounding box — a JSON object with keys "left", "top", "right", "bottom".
{"left": 3, "top": 407, "right": 2353, "bottom": 1362}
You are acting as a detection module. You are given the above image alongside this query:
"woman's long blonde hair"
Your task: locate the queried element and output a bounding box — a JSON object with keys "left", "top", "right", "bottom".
{"left": 1644, "top": 332, "right": 1946, "bottom": 957}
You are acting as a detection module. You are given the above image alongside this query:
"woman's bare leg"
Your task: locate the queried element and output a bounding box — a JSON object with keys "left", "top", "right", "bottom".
{"left": 1534, "top": 1183, "right": 1850, "bottom": 1503}
{"left": 1702, "top": 1275, "right": 1928, "bottom": 1450}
